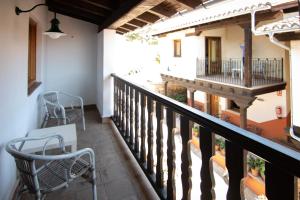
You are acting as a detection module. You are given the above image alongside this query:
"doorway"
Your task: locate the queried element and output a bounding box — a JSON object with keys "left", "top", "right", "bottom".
{"left": 205, "top": 37, "right": 221, "bottom": 75}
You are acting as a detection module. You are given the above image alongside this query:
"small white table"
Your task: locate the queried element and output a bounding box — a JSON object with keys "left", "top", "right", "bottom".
{"left": 22, "top": 124, "right": 77, "bottom": 153}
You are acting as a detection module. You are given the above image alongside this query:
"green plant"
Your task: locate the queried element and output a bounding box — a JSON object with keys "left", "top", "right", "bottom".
{"left": 216, "top": 138, "right": 225, "bottom": 149}
{"left": 192, "top": 127, "right": 199, "bottom": 137}
{"left": 169, "top": 93, "right": 187, "bottom": 103}
{"left": 247, "top": 155, "right": 264, "bottom": 170}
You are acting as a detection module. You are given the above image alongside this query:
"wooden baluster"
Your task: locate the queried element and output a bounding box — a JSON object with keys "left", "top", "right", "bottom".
{"left": 225, "top": 140, "right": 244, "bottom": 200}
{"left": 140, "top": 93, "right": 147, "bottom": 164}
{"left": 147, "top": 97, "right": 154, "bottom": 174}
{"left": 113, "top": 77, "right": 117, "bottom": 121}
{"left": 199, "top": 127, "right": 214, "bottom": 200}
{"left": 118, "top": 79, "right": 121, "bottom": 127}
{"left": 121, "top": 83, "right": 125, "bottom": 134}
{"left": 265, "top": 163, "right": 296, "bottom": 200}
{"left": 135, "top": 90, "right": 140, "bottom": 155}
{"left": 130, "top": 87, "right": 134, "bottom": 147}
{"left": 167, "top": 108, "right": 176, "bottom": 200}
{"left": 125, "top": 84, "right": 130, "bottom": 140}
{"left": 180, "top": 115, "right": 191, "bottom": 200}
{"left": 156, "top": 103, "right": 164, "bottom": 189}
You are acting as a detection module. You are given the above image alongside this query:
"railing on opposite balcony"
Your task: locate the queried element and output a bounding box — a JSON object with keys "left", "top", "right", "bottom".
{"left": 196, "top": 58, "right": 284, "bottom": 86}
{"left": 111, "top": 73, "right": 299, "bottom": 200}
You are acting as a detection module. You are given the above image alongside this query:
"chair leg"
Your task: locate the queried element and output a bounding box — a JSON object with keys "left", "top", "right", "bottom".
{"left": 92, "top": 168, "right": 97, "bottom": 200}
{"left": 82, "top": 116, "right": 86, "bottom": 131}
{"left": 35, "top": 191, "right": 42, "bottom": 200}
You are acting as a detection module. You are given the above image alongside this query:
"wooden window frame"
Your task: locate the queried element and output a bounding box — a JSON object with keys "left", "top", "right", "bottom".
{"left": 28, "top": 18, "right": 41, "bottom": 95}
{"left": 173, "top": 39, "right": 181, "bottom": 57}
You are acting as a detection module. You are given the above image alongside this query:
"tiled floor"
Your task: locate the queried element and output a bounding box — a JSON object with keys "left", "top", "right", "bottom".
{"left": 22, "top": 109, "right": 159, "bottom": 200}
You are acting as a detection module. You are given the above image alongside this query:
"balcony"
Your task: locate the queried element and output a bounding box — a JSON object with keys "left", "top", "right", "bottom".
{"left": 196, "top": 58, "right": 284, "bottom": 87}
{"left": 111, "top": 73, "right": 300, "bottom": 200}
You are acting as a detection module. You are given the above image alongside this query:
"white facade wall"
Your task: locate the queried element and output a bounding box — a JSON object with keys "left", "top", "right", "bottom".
{"left": 159, "top": 25, "right": 287, "bottom": 123}
{"left": 45, "top": 15, "right": 98, "bottom": 105}
{"left": 290, "top": 41, "right": 300, "bottom": 128}
{"left": 0, "top": 1, "right": 48, "bottom": 199}
{"left": 97, "top": 29, "right": 117, "bottom": 118}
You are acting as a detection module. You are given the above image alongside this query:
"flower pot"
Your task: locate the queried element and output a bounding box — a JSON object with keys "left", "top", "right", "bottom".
{"left": 250, "top": 167, "right": 259, "bottom": 177}
{"left": 215, "top": 144, "right": 220, "bottom": 152}
{"left": 220, "top": 148, "right": 225, "bottom": 156}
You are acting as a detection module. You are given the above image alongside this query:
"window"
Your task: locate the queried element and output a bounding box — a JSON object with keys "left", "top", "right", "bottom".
{"left": 173, "top": 39, "right": 181, "bottom": 57}
{"left": 228, "top": 100, "right": 240, "bottom": 112}
{"left": 28, "top": 18, "right": 40, "bottom": 95}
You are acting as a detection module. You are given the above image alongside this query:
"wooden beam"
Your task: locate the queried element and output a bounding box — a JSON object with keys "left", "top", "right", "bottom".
{"left": 50, "top": 0, "right": 110, "bottom": 17}
{"left": 175, "top": 0, "right": 203, "bottom": 8}
{"left": 275, "top": 32, "right": 300, "bottom": 41}
{"left": 271, "top": 0, "right": 298, "bottom": 12}
{"left": 80, "top": 0, "right": 113, "bottom": 10}
{"left": 243, "top": 23, "right": 252, "bottom": 88}
{"left": 121, "top": 24, "right": 137, "bottom": 31}
{"left": 47, "top": 4, "right": 104, "bottom": 24}
{"left": 147, "top": 9, "right": 166, "bottom": 19}
{"left": 137, "top": 11, "right": 161, "bottom": 23}
{"left": 98, "top": 0, "right": 165, "bottom": 31}
{"left": 116, "top": 27, "right": 129, "bottom": 33}
{"left": 151, "top": 1, "right": 178, "bottom": 17}
{"left": 127, "top": 19, "right": 147, "bottom": 27}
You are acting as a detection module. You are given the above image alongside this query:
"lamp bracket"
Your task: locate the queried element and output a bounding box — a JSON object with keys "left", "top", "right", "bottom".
{"left": 15, "top": 3, "right": 47, "bottom": 15}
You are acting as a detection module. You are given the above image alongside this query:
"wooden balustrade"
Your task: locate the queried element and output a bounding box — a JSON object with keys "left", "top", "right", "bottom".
{"left": 111, "top": 74, "right": 300, "bottom": 200}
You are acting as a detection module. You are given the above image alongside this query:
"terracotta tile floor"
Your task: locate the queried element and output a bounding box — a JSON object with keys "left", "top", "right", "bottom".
{"left": 21, "top": 109, "right": 159, "bottom": 200}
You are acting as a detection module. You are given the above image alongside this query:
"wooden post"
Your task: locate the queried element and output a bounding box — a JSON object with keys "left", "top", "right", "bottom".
{"left": 164, "top": 81, "right": 168, "bottom": 96}
{"left": 206, "top": 93, "right": 211, "bottom": 114}
{"left": 243, "top": 23, "right": 252, "bottom": 87}
{"left": 188, "top": 89, "right": 195, "bottom": 108}
{"left": 240, "top": 105, "right": 247, "bottom": 129}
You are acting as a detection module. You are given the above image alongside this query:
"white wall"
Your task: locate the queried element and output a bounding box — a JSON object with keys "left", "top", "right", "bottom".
{"left": 0, "top": 1, "right": 48, "bottom": 199}
{"left": 290, "top": 41, "right": 300, "bottom": 128}
{"left": 45, "top": 14, "right": 98, "bottom": 105}
{"left": 97, "top": 29, "right": 117, "bottom": 118}
{"left": 159, "top": 24, "right": 287, "bottom": 123}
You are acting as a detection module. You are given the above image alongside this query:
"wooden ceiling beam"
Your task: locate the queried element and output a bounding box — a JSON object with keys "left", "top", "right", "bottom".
{"left": 271, "top": 0, "right": 298, "bottom": 12}
{"left": 98, "top": 0, "right": 165, "bottom": 31}
{"left": 151, "top": 2, "right": 179, "bottom": 17}
{"left": 79, "top": 0, "right": 113, "bottom": 10}
{"left": 121, "top": 24, "right": 137, "bottom": 31}
{"left": 127, "top": 19, "right": 147, "bottom": 27}
{"left": 147, "top": 9, "right": 167, "bottom": 19}
{"left": 50, "top": 0, "right": 110, "bottom": 17}
{"left": 137, "top": 11, "right": 161, "bottom": 23}
{"left": 174, "top": 0, "right": 203, "bottom": 9}
{"left": 48, "top": 5, "right": 103, "bottom": 25}
{"left": 275, "top": 32, "right": 300, "bottom": 41}
{"left": 117, "top": 27, "right": 130, "bottom": 33}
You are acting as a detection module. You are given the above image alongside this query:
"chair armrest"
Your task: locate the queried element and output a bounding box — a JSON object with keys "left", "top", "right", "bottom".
{"left": 59, "top": 92, "right": 84, "bottom": 109}
{"left": 6, "top": 134, "right": 66, "bottom": 159}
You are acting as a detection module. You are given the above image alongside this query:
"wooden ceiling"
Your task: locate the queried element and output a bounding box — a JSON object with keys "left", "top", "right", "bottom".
{"left": 46, "top": 0, "right": 207, "bottom": 34}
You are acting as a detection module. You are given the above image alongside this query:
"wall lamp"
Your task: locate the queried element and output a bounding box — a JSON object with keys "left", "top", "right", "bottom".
{"left": 15, "top": 4, "right": 66, "bottom": 39}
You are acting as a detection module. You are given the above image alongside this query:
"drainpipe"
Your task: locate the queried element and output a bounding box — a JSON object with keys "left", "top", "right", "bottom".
{"left": 250, "top": 8, "right": 300, "bottom": 142}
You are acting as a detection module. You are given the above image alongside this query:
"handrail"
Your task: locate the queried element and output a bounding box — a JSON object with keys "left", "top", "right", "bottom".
{"left": 111, "top": 73, "right": 300, "bottom": 177}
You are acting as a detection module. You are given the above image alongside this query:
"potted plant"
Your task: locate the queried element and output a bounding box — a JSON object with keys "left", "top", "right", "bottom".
{"left": 192, "top": 127, "right": 199, "bottom": 137}
{"left": 219, "top": 139, "right": 225, "bottom": 155}
{"left": 215, "top": 137, "right": 225, "bottom": 155}
{"left": 247, "top": 155, "right": 265, "bottom": 177}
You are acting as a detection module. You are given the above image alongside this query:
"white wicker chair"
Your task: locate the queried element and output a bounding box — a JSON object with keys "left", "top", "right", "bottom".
{"left": 6, "top": 135, "right": 97, "bottom": 200}
{"left": 41, "top": 91, "right": 86, "bottom": 130}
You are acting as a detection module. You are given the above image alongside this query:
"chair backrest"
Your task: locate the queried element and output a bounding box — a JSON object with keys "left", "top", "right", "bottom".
{"left": 6, "top": 140, "right": 39, "bottom": 193}
{"left": 41, "top": 91, "right": 64, "bottom": 118}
